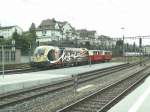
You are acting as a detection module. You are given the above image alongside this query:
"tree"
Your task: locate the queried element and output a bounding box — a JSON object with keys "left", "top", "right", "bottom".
{"left": 29, "top": 23, "right": 37, "bottom": 52}
{"left": 12, "top": 30, "right": 22, "bottom": 48}
{"left": 114, "top": 40, "right": 123, "bottom": 56}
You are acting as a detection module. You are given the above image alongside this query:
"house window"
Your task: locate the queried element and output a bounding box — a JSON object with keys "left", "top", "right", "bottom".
{"left": 42, "top": 31, "right": 47, "bottom": 36}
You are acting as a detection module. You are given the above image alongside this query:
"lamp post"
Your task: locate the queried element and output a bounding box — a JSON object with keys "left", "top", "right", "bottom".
{"left": 121, "top": 27, "right": 125, "bottom": 62}
{"left": 139, "top": 37, "right": 142, "bottom": 66}
{"left": 1, "top": 45, "right": 4, "bottom": 77}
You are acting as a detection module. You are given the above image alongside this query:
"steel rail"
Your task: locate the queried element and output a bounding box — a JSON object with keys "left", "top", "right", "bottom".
{"left": 56, "top": 66, "right": 150, "bottom": 112}
{"left": 0, "top": 63, "right": 135, "bottom": 109}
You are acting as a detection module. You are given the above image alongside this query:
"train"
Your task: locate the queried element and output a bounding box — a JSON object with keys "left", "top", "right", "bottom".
{"left": 30, "top": 46, "right": 112, "bottom": 67}
{"left": 124, "top": 52, "right": 143, "bottom": 57}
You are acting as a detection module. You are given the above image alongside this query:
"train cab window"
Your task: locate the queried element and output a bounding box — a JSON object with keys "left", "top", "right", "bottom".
{"left": 99, "top": 51, "right": 102, "bottom": 54}
{"left": 47, "top": 49, "right": 62, "bottom": 61}
{"left": 93, "top": 51, "right": 96, "bottom": 55}
{"left": 105, "top": 51, "right": 112, "bottom": 55}
{"left": 105, "top": 52, "right": 108, "bottom": 55}
{"left": 47, "top": 49, "right": 56, "bottom": 61}
{"left": 34, "top": 48, "right": 45, "bottom": 56}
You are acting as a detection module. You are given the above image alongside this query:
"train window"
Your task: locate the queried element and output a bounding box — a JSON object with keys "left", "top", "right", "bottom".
{"left": 34, "top": 48, "right": 45, "bottom": 56}
{"left": 47, "top": 49, "right": 62, "bottom": 61}
{"left": 105, "top": 52, "right": 109, "bottom": 55}
{"left": 100, "top": 51, "right": 102, "bottom": 54}
{"left": 105, "top": 51, "right": 111, "bottom": 55}
{"left": 47, "top": 49, "right": 55, "bottom": 61}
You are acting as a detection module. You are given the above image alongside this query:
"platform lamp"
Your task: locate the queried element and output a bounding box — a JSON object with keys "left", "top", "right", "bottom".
{"left": 1, "top": 44, "right": 4, "bottom": 77}
{"left": 121, "top": 27, "right": 125, "bottom": 62}
{"left": 11, "top": 39, "right": 16, "bottom": 63}
{"left": 139, "top": 37, "right": 142, "bottom": 66}
{"left": 0, "top": 36, "right": 4, "bottom": 77}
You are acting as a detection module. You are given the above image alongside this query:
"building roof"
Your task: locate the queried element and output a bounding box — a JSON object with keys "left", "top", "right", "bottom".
{"left": 0, "top": 26, "right": 16, "bottom": 30}
{"left": 77, "top": 29, "right": 96, "bottom": 37}
{"left": 37, "top": 18, "right": 76, "bottom": 33}
{"left": 57, "top": 21, "right": 67, "bottom": 28}
{"left": 36, "top": 18, "right": 59, "bottom": 31}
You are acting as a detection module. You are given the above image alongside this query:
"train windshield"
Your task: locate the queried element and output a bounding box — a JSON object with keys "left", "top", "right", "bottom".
{"left": 47, "top": 49, "right": 63, "bottom": 61}
{"left": 104, "top": 51, "right": 112, "bottom": 55}
{"left": 34, "top": 47, "right": 45, "bottom": 56}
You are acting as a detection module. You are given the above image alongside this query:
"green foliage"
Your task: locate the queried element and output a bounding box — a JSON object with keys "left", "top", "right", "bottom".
{"left": 9, "top": 23, "right": 37, "bottom": 55}
{"left": 113, "top": 40, "right": 123, "bottom": 56}
{"left": 0, "top": 38, "right": 11, "bottom": 45}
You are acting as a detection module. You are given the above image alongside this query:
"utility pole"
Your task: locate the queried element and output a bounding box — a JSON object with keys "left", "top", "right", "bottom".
{"left": 1, "top": 45, "right": 4, "bottom": 77}
{"left": 121, "top": 27, "right": 125, "bottom": 62}
{"left": 139, "top": 37, "right": 142, "bottom": 66}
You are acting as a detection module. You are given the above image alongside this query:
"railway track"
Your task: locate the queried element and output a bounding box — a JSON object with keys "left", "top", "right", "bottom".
{"left": 0, "top": 57, "right": 148, "bottom": 75}
{"left": 0, "top": 63, "right": 137, "bottom": 110}
{"left": 57, "top": 66, "right": 150, "bottom": 112}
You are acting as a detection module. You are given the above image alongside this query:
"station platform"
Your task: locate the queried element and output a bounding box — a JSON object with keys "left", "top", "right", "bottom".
{"left": 0, "top": 62, "right": 123, "bottom": 94}
{"left": 108, "top": 76, "right": 150, "bottom": 112}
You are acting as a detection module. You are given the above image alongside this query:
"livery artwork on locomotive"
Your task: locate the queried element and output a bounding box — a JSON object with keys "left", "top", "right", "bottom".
{"left": 31, "top": 45, "right": 112, "bottom": 67}
{"left": 31, "top": 46, "right": 89, "bottom": 66}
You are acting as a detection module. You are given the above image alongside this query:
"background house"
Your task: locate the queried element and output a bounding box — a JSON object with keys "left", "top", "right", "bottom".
{"left": 36, "top": 18, "right": 62, "bottom": 44}
{"left": 0, "top": 25, "right": 23, "bottom": 39}
{"left": 36, "top": 18, "right": 79, "bottom": 45}
{"left": 77, "top": 29, "right": 98, "bottom": 45}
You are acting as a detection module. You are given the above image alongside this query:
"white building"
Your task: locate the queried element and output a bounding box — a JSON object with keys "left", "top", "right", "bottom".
{"left": 58, "top": 21, "right": 79, "bottom": 40}
{"left": 143, "top": 45, "right": 150, "bottom": 55}
{"left": 76, "top": 29, "right": 98, "bottom": 45}
{"left": 36, "top": 18, "right": 62, "bottom": 43}
{"left": 36, "top": 18, "right": 79, "bottom": 44}
{"left": 0, "top": 25, "right": 23, "bottom": 39}
{"left": 98, "top": 35, "right": 116, "bottom": 49}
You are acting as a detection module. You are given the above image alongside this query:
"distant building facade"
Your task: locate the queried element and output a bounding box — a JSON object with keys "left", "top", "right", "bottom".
{"left": 58, "top": 21, "right": 79, "bottom": 40}
{"left": 36, "top": 19, "right": 61, "bottom": 43}
{"left": 77, "top": 29, "right": 98, "bottom": 45}
{"left": 35, "top": 18, "right": 116, "bottom": 49}
{"left": 143, "top": 45, "right": 150, "bottom": 55}
{"left": 36, "top": 18, "right": 79, "bottom": 44}
{"left": 98, "top": 35, "right": 116, "bottom": 49}
{"left": 0, "top": 25, "right": 23, "bottom": 39}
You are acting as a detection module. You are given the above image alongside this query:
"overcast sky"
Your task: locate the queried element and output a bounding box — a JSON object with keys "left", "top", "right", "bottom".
{"left": 1, "top": 0, "right": 150, "bottom": 44}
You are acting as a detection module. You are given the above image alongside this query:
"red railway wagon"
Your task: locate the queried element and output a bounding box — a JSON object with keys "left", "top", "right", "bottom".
{"left": 103, "top": 50, "right": 112, "bottom": 61}
{"left": 88, "top": 50, "right": 112, "bottom": 62}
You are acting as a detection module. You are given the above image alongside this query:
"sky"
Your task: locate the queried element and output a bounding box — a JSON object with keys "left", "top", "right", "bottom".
{"left": 1, "top": 0, "right": 150, "bottom": 44}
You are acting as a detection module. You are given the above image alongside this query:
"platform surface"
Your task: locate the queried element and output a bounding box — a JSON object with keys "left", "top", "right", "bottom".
{"left": 108, "top": 76, "right": 150, "bottom": 112}
{"left": 0, "top": 62, "right": 123, "bottom": 94}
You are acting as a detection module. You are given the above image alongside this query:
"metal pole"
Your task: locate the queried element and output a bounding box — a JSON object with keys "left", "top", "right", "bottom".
{"left": 121, "top": 27, "right": 125, "bottom": 63}
{"left": 29, "top": 44, "right": 31, "bottom": 63}
{"left": 89, "top": 56, "right": 91, "bottom": 67}
{"left": 139, "top": 38, "right": 142, "bottom": 66}
{"left": 73, "top": 74, "right": 78, "bottom": 94}
{"left": 2, "top": 45, "right": 4, "bottom": 77}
